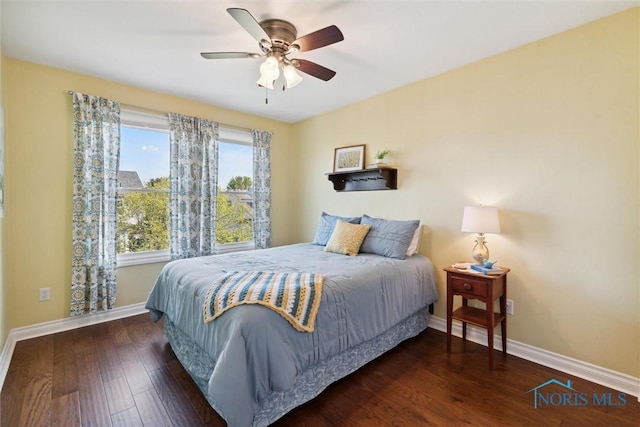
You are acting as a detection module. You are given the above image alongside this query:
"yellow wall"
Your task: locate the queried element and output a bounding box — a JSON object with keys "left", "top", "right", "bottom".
{"left": 292, "top": 9, "right": 639, "bottom": 377}
{"left": 0, "top": 0, "right": 6, "bottom": 346}
{"left": 3, "top": 59, "right": 294, "bottom": 329}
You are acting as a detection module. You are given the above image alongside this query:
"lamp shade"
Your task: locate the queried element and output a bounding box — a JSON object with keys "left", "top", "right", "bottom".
{"left": 257, "top": 56, "right": 280, "bottom": 90}
{"left": 256, "top": 74, "right": 275, "bottom": 90}
{"left": 461, "top": 206, "right": 501, "bottom": 234}
{"left": 283, "top": 64, "right": 303, "bottom": 88}
{"left": 262, "top": 56, "right": 280, "bottom": 79}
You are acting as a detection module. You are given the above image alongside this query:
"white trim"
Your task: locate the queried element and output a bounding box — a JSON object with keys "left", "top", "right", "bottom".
{"left": 428, "top": 315, "right": 640, "bottom": 399}
{"left": 117, "top": 249, "right": 171, "bottom": 267}
{"left": 219, "top": 126, "right": 252, "bottom": 145}
{"left": 121, "top": 108, "right": 169, "bottom": 132}
{"left": 216, "top": 241, "right": 255, "bottom": 254}
{"left": 0, "top": 303, "right": 148, "bottom": 389}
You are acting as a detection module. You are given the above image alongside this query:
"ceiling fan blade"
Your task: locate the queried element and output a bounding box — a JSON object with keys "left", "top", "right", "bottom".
{"left": 227, "top": 8, "right": 270, "bottom": 43}
{"left": 293, "top": 25, "right": 344, "bottom": 52}
{"left": 294, "top": 59, "right": 337, "bottom": 81}
{"left": 200, "top": 52, "right": 257, "bottom": 59}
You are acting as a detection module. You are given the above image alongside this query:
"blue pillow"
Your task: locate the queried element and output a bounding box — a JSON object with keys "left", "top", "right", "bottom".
{"left": 312, "top": 212, "right": 362, "bottom": 246}
{"left": 359, "top": 215, "right": 420, "bottom": 259}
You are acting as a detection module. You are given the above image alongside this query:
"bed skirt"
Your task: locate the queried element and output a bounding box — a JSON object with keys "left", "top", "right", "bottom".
{"left": 164, "top": 306, "right": 431, "bottom": 427}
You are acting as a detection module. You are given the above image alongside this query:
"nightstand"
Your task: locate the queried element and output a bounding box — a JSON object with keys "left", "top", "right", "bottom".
{"left": 444, "top": 265, "right": 510, "bottom": 369}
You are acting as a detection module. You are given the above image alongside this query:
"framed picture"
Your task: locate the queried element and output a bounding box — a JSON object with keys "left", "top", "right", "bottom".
{"left": 333, "top": 144, "right": 365, "bottom": 172}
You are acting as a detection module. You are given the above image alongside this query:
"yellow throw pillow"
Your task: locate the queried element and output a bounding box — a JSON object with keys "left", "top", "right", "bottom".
{"left": 324, "top": 219, "right": 371, "bottom": 256}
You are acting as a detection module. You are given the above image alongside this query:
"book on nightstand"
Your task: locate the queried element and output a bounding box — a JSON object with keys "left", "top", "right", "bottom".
{"left": 470, "top": 264, "right": 505, "bottom": 275}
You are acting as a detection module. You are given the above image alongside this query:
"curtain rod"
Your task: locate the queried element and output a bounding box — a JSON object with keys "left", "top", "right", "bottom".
{"left": 67, "top": 90, "right": 253, "bottom": 133}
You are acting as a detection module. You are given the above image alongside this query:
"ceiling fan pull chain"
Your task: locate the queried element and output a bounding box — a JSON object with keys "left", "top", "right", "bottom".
{"left": 265, "top": 85, "right": 269, "bottom": 104}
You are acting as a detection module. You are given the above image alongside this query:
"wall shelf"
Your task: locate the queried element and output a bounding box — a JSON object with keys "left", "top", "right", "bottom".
{"left": 326, "top": 167, "right": 397, "bottom": 192}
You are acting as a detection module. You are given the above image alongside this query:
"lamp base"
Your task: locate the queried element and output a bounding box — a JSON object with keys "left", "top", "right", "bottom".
{"left": 471, "top": 234, "right": 489, "bottom": 264}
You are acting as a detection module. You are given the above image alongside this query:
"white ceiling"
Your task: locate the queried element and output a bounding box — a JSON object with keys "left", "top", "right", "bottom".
{"left": 1, "top": 1, "right": 637, "bottom": 123}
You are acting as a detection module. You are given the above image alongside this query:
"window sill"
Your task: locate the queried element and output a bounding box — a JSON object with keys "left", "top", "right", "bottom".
{"left": 216, "top": 241, "right": 256, "bottom": 254}
{"left": 116, "top": 242, "right": 255, "bottom": 267}
{"left": 117, "top": 250, "right": 171, "bottom": 267}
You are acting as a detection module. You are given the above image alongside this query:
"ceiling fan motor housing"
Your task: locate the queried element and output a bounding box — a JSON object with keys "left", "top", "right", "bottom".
{"left": 260, "top": 19, "right": 298, "bottom": 57}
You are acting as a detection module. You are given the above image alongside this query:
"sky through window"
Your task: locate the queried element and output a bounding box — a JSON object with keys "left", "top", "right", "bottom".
{"left": 120, "top": 127, "right": 253, "bottom": 189}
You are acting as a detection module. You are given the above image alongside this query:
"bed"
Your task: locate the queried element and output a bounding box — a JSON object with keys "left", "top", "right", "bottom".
{"left": 145, "top": 242, "right": 438, "bottom": 426}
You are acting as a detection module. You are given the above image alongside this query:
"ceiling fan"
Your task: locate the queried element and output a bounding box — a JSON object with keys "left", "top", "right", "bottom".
{"left": 201, "top": 8, "right": 344, "bottom": 91}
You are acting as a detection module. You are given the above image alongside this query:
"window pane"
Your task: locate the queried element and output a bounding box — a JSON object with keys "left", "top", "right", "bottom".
{"left": 117, "top": 190, "right": 169, "bottom": 253}
{"left": 118, "top": 125, "right": 170, "bottom": 254}
{"left": 217, "top": 141, "right": 253, "bottom": 244}
{"left": 120, "top": 126, "right": 169, "bottom": 184}
{"left": 218, "top": 141, "right": 253, "bottom": 190}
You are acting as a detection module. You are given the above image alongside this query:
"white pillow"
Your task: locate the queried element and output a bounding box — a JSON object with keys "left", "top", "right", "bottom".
{"left": 406, "top": 225, "right": 422, "bottom": 256}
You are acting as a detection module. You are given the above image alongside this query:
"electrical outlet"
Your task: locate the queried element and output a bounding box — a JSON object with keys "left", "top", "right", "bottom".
{"left": 39, "top": 288, "right": 51, "bottom": 302}
{"left": 506, "top": 299, "right": 514, "bottom": 315}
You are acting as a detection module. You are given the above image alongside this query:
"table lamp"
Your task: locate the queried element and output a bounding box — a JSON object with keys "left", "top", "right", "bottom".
{"left": 461, "top": 206, "right": 501, "bottom": 264}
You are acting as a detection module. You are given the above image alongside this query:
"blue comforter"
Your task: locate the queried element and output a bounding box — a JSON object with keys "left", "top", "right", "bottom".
{"left": 145, "top": 243, "right": 438, "bottom": 426}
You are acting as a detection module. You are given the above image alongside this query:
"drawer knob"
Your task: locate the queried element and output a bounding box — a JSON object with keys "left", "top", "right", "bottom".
{"left": 463, "top": 283, "right": 472, "bottom": 290}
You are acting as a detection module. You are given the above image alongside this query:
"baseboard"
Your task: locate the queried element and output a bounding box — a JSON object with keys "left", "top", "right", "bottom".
{"left": 428, "top": 315, "right": 640, "bottom": 399}
{"left": 0, "top": 303, "right": 148, "bottom": 389}
{"left": 1, "top": 308, "right": 637, "bottom": 402}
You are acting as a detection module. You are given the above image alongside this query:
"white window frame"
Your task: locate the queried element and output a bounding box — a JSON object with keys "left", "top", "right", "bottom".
{"left": 117, "top": 109, "right": 171, "bottom": 267}
{"left": 116, "top": 113, "right": 256, "bottom": 267}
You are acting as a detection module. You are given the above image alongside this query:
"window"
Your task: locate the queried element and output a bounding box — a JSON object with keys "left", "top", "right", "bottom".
{"left": 117, "top": 110, "right": 255, "bottom": 266}
{"left": 216, "top": 128, "right": 255, "bottom": 253}
{"left": 117, "top": 110, "right": 171, "bottom": 266}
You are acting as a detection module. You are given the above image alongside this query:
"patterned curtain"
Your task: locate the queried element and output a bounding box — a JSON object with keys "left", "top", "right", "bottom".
{"left": 71, "top": 92, "right": 121, "bottom": 316}
{"left": 252, "top": 129, "right": 272, "bottom": 249}
{"left": 169, "top": 113, "right": 219, "bottom": 259}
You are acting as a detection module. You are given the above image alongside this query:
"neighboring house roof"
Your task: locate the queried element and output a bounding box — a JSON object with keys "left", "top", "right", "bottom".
{"left": 118, "top": 171, "right": 144, "bottom": 189}
{"left": 222, "top": 191, "right": 254, "bottom": 219}
{"left": 225, "top": 190, "right": 253, "bottom": 205}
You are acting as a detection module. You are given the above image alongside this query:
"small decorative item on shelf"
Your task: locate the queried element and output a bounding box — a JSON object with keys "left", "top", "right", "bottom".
{"left": 375, "top": 149, "right": 390, "bottom": 164}
{"left": 368, "top": 149, "right": 391, "bottom": 168}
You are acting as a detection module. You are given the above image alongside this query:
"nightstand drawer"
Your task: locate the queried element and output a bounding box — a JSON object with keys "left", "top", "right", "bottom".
{"left": 450, "top": 275, "right": 487, "bottom": 297}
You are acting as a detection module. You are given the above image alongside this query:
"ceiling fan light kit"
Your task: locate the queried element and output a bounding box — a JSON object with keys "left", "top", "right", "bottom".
{"left": 282, "top": 64, "right": 303, "bottom": 88}
{"left": 201, "top": 8, "right": 343, "bottom": 98}
{"left": 257, "top": 56, "right": 280, "bottom": 89}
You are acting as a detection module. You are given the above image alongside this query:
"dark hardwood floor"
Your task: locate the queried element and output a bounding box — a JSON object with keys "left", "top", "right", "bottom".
{"left": 1, "top": 313, "right": 638, "bottom": 426}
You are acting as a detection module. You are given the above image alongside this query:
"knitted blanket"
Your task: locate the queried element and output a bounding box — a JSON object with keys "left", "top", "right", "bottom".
{"left": 203, "top": 271, "right": 324, "bottom": 332}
